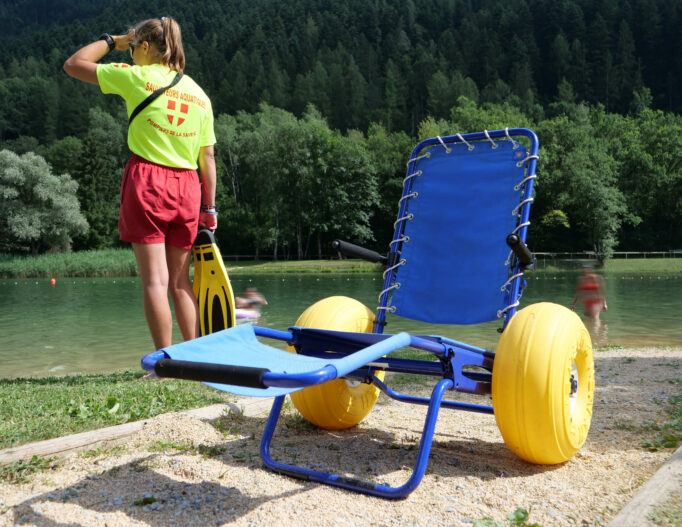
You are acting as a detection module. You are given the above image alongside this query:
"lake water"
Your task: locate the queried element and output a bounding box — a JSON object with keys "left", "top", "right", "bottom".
{"left": 1, "top": 272, "right": 680, "bottom": 378}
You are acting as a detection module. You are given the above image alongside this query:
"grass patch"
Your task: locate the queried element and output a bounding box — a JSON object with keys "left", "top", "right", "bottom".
{"left": 534, "top": 257, "right": 682, "bottom": 274}
{"left": 197, "top": 444, "right": 226, "bottom": 458}
{"left": 648, "top": 488, "right": 682, "bottom": 526}
{"left": 147, "top": 439, "right": 192, "bottom": 453}
{"left": 388, "top": 372, "right": 431, "bottom": 387}
{"left": 603, "top": 258, "right": 682, "bottom": 274}
{"left": 214, "top": 408, "right": 246, "bottom": 437}
{"left": 640, "top": 394, "right": 681, "bottom": 451}
{"left": 81, "top": 444, "right": 128, "bottom": 458}
{"left": 283, "top": 412, "right": 317, "bottom": 432}
{"left": 474, "top": 507, "right": 541, "bottom": 527}
{"left": 225, "top": 259, "right": 382, "bottom": 274}
{"left": 146, "top": 439, "right": 226, "bottom": 458}
{"left": 0, "top": 251, "right": 381, "bottom": 278}
{"left": 0, "top": 455, "right": 60, "bottom": 484}
{"left": 133, "top": 494, "right": 157, "bottom": 506}
{"left": 0, "top": 370, "right": 232, "bottom": 449}
{"left": 616, "top": 394, "right": 681, "bottom": 450}
{"left": 0, "top": 249, "right": 138, "bottom": 278}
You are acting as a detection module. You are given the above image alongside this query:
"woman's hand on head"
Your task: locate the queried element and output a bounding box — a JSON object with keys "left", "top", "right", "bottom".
{"left": 113, "top": 29, "right": 135, "bottom": 51}
{"left": 64, "top": 29, "right": 136, "bottom": 84}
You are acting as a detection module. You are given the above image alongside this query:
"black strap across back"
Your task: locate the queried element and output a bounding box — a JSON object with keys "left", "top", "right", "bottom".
{"left": 128, "top": 72, "right": 183, "bottom": 125}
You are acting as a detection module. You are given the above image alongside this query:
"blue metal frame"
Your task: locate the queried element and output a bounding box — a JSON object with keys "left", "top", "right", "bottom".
{"left": 245, "top": 323, "right": 496, "bottom": 497}
{"left": 260, "top": 378, "right": 455, "bottom": 499}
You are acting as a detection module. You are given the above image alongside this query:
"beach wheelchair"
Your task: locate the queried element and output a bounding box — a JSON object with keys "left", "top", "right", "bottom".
{"left": 141, "top": 128, "right": 595, "bottom": 499}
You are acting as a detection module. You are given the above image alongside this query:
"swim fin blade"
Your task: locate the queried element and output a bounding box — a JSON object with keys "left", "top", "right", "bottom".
{"left": 193, "top": 229, "right": 237, "bottom": 336}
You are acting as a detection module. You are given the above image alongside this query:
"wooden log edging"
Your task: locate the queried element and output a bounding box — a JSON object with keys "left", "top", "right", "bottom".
{"left": 606, "top": 445, "right": 682, "bottom": 526}
{"left": 0, "top": 397, "right": 275, "bottom": 465}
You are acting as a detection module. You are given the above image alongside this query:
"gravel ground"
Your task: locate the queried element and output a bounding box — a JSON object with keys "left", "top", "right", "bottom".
{"left": 1, "top": 346, "right": 680, "bottom": 527}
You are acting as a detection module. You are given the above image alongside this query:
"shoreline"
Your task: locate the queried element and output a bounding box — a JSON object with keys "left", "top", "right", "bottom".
{"left": 2, "top": 251, "right": 682, "bottom": 279}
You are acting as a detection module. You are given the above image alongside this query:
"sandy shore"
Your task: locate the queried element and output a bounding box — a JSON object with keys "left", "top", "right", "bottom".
{"left": 1, "top": 346, "right": 680, "bottom": 526}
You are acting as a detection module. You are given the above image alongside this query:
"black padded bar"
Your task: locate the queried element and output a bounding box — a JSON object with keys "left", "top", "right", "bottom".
{"left": 506, "top": 234, "right": 533, "bottom": 267}
{"left": 154, "top": 359, "right": 270, "bottom": 388}
{"left": 332, "top": 239, "right": 387, "bottom": 263}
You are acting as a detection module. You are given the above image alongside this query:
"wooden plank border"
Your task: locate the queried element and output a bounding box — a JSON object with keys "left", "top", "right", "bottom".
{"left": 0, "top": 397, "right": 274, "bottom": 464}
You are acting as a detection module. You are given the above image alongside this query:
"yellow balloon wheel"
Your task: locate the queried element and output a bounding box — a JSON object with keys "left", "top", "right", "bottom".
{"left": 288, "top": 296, "right": 385, "bottom": 430}
{"left": 492, "top": 302, "right": 594, "bottom": 464}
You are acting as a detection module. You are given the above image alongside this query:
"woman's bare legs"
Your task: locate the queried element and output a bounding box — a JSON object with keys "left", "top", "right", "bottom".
{"left": 133, "top": 243, "right": 172, "bottom": 349}
{"left": 132, "top": 242, "right": 198, "bottom": 350}
{"left": 166, "top": 244, "right": 199, "bottom": 341}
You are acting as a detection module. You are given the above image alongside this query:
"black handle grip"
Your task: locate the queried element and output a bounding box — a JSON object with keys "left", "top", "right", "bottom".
{"left": 332, "top": 240, "right": 386, "bottom": 263}
{"left": 194, "top": 228, "right": 216, "bottom": 246}
{"left": 154, "top": 359, "right": 270, "bottom": 388}
{"left": 506, "top": 234, "right": 533, "bottom": 267}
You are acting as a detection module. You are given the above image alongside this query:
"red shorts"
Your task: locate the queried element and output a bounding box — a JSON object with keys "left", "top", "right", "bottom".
{"left": 119, "top": 155, "right": 201, "bottom": 249}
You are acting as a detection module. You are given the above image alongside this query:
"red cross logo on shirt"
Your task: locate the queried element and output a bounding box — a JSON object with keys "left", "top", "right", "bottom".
{"left": 167, "top": 100, "right": 188, "bottom": 126}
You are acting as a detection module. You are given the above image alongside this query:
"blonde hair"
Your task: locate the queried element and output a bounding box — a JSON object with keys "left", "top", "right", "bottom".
{"left": 133, "top": 17, "right": 185, "bottom": 73}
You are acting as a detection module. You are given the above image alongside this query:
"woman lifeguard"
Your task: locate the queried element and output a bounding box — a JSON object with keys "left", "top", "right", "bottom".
{"left": 64, "top": 17, "right": 217, "bottom": 351}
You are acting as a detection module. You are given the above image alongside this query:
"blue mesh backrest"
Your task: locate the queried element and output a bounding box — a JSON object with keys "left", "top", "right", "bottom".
{"left": 390, "top": 139, "right": 528, "bottom": 324}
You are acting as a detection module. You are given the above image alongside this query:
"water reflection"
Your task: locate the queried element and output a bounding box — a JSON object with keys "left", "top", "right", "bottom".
{"left": 583, "top": 318, "right": 609, "bottom": 348}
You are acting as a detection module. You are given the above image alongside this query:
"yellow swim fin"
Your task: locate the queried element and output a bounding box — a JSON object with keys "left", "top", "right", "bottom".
{"left": 192, "top": 229, "right": 237, "bottom": 336}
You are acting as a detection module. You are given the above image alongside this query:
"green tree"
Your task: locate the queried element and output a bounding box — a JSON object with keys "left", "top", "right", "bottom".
{"left": 309, "top": 120, "right": 379, "bottom": 256}
{"left": 536, "top": 114, "right": 629, "bottom": 260}
{"left": 598, "top": 108, "right": 682, "bottom": 250}
{"left": 218, "top": 51, "right": 250, "bottom": 115}
{"left": 449, "top": 97, "right": 532, "bottom": 133}
{"left": 0, "top": 77, "right": 29, "bottom": 140}
{"left": 480, "top": 79, "right": 512, "bottom": 105}
{"left": 25, "top": 77, "right": 58, "bottom": 143}
{"left": 451, "top": 71, "right": 480, "bottom": 105}
{"left": 1, "top": 136, "right": 44, "bottom": 157}
{"left": 71, "top": 107, "right": 126, "bottom": 250}
{"left": 0, "top": 150, "right": 88, "bottom": 254}
{"left": 426, "top": 71, "right": 453, "bottom": 119}
{"left": 383, "top": 59, "right": 407, "bottom": 133}
{"left": 630, "top": 86, "right": 653, "bottom": 115}
{"left": 614, "top": 20, "right": 638, "bottom": 111}
{"left": 345, "top": 56, "right": 368, "bottom": 130}
{"left": 47, "top": 136, "right": 84, "bottom": 176}
{"left": 366, "top": 123, "right": 413, "bottom": 250}
{"left": 550, "top": 32, "right": 572, "bottom": 90}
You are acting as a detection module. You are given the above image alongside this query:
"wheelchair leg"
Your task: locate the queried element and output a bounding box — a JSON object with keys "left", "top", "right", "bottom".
{"left": 259, "top": 378, "right": 454, "bottom": 499}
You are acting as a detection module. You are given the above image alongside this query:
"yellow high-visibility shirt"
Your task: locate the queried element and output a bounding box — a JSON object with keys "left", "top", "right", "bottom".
{"left": 97, "top": 63, "right": 215, "bottom": 169}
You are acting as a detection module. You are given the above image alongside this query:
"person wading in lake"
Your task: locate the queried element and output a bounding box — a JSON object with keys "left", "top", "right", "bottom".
{"left": 572, "top": 265, "right": 608, "bottom": 322}
{"left": 64, "top": 17, "right": 217, "bottom": 351}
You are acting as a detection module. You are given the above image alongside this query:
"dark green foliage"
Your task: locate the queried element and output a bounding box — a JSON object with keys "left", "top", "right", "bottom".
{"left": 1, "top": 0, "right": 681, "bottom": 257}
{"left": 4, "top": 0, "right": 682, "bottom": 136}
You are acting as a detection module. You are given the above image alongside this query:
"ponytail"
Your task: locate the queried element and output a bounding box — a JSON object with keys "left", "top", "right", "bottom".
{"left": 132, "top": 17, "right": 185, "bottom": 73}
{"left": 161, "top": 17, "right": 185, "bottom": 73}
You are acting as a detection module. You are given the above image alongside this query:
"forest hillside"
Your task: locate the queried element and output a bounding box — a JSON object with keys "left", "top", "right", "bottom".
{"left": 1, "top": 0, "right": 681, "bottom": 258}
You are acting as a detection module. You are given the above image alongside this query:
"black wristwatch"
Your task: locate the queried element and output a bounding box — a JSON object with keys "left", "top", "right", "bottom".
{"left": 99, "top": 33, "right": 115, "bottom": 52}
